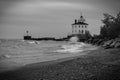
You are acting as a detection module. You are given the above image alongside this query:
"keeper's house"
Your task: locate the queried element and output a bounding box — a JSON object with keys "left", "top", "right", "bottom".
{"left": 68, "top": 14, "right": 90, "bottom": 41}
{"left": 72, "top": 15, "right": 88, "bottom": 35}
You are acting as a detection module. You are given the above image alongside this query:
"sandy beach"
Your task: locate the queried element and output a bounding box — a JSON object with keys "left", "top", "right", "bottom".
{"left": 0, "top": 47, "right": 120, "bottom": 80}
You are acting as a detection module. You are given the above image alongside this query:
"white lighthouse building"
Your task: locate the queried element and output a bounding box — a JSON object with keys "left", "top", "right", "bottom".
{"left": 71, "top": 15, "right": 88, "bottom": 35}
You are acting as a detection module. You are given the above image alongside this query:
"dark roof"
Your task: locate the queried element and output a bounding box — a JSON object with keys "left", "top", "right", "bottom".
{"left": 72, "top": 22, "right": 88, "bottom": 25}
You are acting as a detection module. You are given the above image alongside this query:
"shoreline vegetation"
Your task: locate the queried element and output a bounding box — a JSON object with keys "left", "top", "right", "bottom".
{"left": 0, "top": 12, "right": 120, "bottom": 80}
{"left": 84, "top": 12, "right": 120, "bottom": 49}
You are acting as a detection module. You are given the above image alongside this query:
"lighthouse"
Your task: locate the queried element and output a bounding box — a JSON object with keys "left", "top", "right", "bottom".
{"left": 68, "top": 14, "right": 90, "bottom": 41}
{"left": 24, "top": 30, "right": 32, "bottom": 40}
{"left": 72, "top": 14, "right": 88, "bottom": 35}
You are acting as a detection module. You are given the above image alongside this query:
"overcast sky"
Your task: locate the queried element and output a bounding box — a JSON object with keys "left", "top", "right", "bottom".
{"left": 0, "top": 0, "right": 120, "bottom": 39}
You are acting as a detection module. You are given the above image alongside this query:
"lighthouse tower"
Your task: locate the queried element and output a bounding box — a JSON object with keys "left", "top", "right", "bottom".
{"left": 71, "top": 14, "right": 88, "bottom": 35}
{"left": 24, "top": 30, "right": 32, "bottom": 40}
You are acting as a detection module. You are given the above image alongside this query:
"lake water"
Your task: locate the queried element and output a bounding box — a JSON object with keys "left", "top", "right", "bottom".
{"left": 0, "top": 39, "right": 97, "bottom": 72}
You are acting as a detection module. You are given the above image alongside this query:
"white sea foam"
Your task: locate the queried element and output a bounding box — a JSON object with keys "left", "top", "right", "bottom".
{"left": 0, "top": 54, "right": 11, "bottom": 59}
{"left": 56, "top": 43, "right": 85, "bottom": 53}
{"left": 27, "top": 41, "right": 40, "bottom": 44}
{"left": 69, "top": 36, "right": 79, "bottom": 43}
{"left": 28, "top": 41, "right": 36, "bottom": 44}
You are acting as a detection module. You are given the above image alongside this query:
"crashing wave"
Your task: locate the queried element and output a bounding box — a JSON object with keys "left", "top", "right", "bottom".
{"left": 55, "top": 43, "right": 85, "bottom": 53}
{"left": 26, "top": 41, "right": 40, "bottom": 44}
{"left": 0, "top": 54, "right": 11, "bottom": 60}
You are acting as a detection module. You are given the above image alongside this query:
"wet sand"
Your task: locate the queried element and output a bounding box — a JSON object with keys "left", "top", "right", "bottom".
{"left": 0, "top": 47, "right": 120, "bottom": 80}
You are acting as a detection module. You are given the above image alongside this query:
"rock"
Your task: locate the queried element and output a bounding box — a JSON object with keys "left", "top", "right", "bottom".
{"left": 92, "top": 39, "right": 99, "bottom": 45}
{"left": 110, "top": 41, "right": 117, "bottom": 48}
{"left": 99, "top": 40, "right": 105, "bottom": 45}
{"left": 103, "top": 40, "right": 114, "bottom": 49}
{"left": 86, "top": 39, "right": 93, "bottom": 44}
{"left": 102, "top": 37, "right": 120, "bottom": 49}
{"left": 87, "top": 39, "right": 92, "bottom": 43}
{"left": 86, "top": 37, "right": 120, "bottom": 48}
{"left": 95, "top": 39, "right": 104, "bottom": 46}
{"left": 115, "top": 42, "right": 120, "bottom": 48}
{"left": 109, "top": 38, "right": 120, "bottom": 48}
{"left": 115, "top": 38, "right": 120, "bottom": 41}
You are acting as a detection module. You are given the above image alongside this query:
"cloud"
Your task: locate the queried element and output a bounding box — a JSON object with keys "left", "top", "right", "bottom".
{"left": 6, "top": 1, "right": 96, "bottom": 16}
{"left": 0, "top": 0, "right": 105, "bottom": 39}
{"left": 40, "top": 2, "right": 96, "bottom": 10}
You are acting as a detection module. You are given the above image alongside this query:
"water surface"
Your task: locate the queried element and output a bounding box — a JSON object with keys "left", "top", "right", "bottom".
{"left": 0, "top": 39, "right": 97, "bottom": 72}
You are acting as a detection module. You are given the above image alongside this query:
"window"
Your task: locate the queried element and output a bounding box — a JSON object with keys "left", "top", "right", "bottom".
{"left": 82, "top": 30, "right": 84, "bottom": 34}
{"left": 75, "top": 25, "right": 76, "bottom": 28}
{"left": 72, "top": 25, "right": 74, "bottom": 28}
{"left": 85, "top": 25, "right": 87, "bottom": 28}
{"left": 79, "top": 30, "right": 80, "bottom": 33}
{"left": 85, "top": 30, "right": 87, "bottom": 33}
{"left": 82, "top": 25, "right": 83, "bottom": 28}
{"left": 79, "top": 25, "right": 80, "bottom": 28}
{"left": 72, "top": 30, "right": 74, "bottom": 33}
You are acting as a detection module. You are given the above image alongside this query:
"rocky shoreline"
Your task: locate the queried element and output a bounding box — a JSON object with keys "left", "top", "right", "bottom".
{"left": 85, "top": 37, "right": 120, "bottom": 49}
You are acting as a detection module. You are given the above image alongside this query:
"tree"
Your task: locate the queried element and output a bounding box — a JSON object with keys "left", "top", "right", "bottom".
{"left": 100, "top": 26, "right": 109, "bottom": 38}
{"left": 100, "top": 12, "right": 120, "bottom": 39}
{"left": 85, "top": 31, "right": 92, "bottom": 39}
